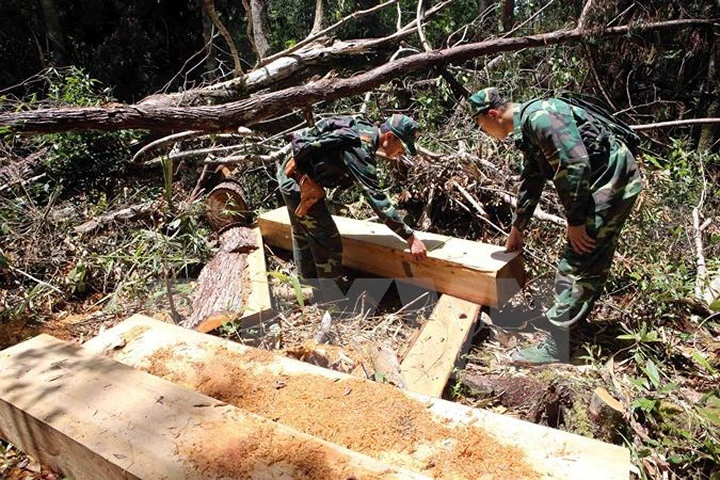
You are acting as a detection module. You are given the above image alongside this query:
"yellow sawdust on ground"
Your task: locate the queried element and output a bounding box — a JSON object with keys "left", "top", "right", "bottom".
{"left": 146, "top": 344, "right": 540, "bottom": 480}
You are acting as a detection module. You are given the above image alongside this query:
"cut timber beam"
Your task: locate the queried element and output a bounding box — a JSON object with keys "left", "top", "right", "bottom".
{"left": 182, "top": 226, "right": 274, "bottom": 332}
{"left": 85, "top": 315, "right": 631, "bottom": 480}
{"left": 0, "top": 334, "right": 429, "bottom": 480}
{"left": 400, "top": 295, "right": 482, "bottom": 397}
{"left": 257, "top": 207, "right": 524, "bottom": 307}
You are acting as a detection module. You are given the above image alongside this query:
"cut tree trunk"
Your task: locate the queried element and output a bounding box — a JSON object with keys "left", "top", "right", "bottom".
{"left": 588, "top": 387, "right": 626, "bottom": 443}
{"left": 182, "top": 227, "right": 273, "bottom": 333}
{"left": 204, "top": 178, "right": 250, "bottom": 230}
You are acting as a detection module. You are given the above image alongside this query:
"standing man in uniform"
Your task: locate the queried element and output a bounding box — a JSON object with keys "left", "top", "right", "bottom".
{"left": 468, "top": 87, "right": 642, "bottom": 364}
{"left": 278, "top": 114, "right": 427, "bottom": 303}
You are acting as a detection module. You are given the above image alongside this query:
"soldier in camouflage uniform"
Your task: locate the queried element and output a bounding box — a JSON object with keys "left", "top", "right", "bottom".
{"left": 278, "top": 114, "right": 427, "bottom": 302}
{"left": 469, "top": 87, "right": 642, "bottom": 364}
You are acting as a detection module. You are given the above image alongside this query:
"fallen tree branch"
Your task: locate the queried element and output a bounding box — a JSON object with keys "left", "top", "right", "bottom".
{"left": 451, "top": 180, "right": 487, "bottom": 217}
{"left": 632, "top": 118, "right": 720, "bottom": 131}
{"left": 2, "top": 18, "right": 714, "bottom": 134}
{"left": 137, "top": 0, "right": 456, "bottom": 109}
{"left": 497, "top": 191, "right": 567, "bottom": 227}
{"left": 74, "top": 202, "right": 155, "bottom": 234}
{"left": 0, "top": 174, "right": 46, "bottom": 194}
{"left": 132, "top": 130, "right": 202, "bottom": 163}
{"left": 131, "top": 131, "right": 254, "bottom": 163}
{"left": 8, "top": 265, "right": 64, "bottom": 295}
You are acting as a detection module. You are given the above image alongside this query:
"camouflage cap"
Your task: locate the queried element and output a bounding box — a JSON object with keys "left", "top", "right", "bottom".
{"left": 468, "top": 87, "right": 508, "bottom": 118}
{"left": 384, "top": 114, "right": 418, "bottom": 155}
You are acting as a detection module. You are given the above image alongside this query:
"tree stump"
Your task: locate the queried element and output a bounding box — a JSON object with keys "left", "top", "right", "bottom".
{"left": 588, "top": 387, "right": 626, "bottom": 443}
{"left": 205, "top": 179, "right": 250, "bottom": 230}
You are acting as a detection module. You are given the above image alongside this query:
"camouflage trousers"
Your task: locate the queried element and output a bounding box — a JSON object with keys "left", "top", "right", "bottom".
{"left": 277, "top": 159, "right": 343, "bottom": 284}
{"left": 547, "top": 194, "right": 639, "bottom": 329}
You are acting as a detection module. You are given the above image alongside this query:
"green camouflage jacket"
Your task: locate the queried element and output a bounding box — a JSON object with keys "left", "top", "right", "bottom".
{"left": 291, "top": 116, "right": 414, "bottom": 240}
{"left": 511, "top": 98, "right": 642, "bottom": 230}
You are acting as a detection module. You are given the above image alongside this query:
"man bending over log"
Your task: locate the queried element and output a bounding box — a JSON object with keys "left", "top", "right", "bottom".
{"left": 278, "top": 114, "right": 428, "bottom": 303}
{"left": 469, "top": 87, "right": 643, "bottom": 364}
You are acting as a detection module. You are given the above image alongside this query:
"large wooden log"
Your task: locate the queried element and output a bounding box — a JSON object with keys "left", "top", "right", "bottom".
{"left": 204, "top": 178, "right": 251, "bottom": 230}
{"left": 84, "top": 315, "right": 631, "bottom": 480}
{"left": 258, "top": 207, "right": 524, "bottom": 307}
{"left": 0, "top": 334, "right": 429, "bottom": 480}
{"left": 182, "top": 226, "right": 274, "bottom": 332}
{"left": 400, "top": 295, "right": 482, "bottom": 398}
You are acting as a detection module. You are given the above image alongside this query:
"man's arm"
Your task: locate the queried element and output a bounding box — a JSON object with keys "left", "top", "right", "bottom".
{"left": 511, "top": 150, "right": 546, "bottom": 233}
{"left": 343, "top": 148, "right": 427, "bottom": 260}
{"left": 526, "top": 103, "right": 596, "bottom": 253}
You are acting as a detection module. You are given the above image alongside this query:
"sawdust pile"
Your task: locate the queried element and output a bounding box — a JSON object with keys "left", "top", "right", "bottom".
{"left": 179, "top": 423, "right": 377, "bottom": 480}
{"left": 147, "top": 344, "right": 540, "bottom": 479}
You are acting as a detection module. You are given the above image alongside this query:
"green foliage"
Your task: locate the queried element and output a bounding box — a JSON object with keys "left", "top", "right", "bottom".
{"left": 92, "top": 206, "right": 213, "bottom": 310}
{"left": 268, "top": 271, "right": 306, "bottom": 308}
{"left": 33, "top": 68, "right": 143, "bottom": 196}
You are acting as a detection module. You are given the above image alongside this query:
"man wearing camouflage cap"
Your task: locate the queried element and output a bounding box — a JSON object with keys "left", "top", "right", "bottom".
{"left": 469, "top": 87, "right": 642, "bottom": 364}
{"left": 278, "top": 113, "right": 427, "bottom": 303}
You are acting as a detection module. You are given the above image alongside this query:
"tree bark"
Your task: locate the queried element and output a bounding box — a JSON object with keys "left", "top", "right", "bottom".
{"left": 501, "top": 0, "right": 514, "bottom": 33}
{"left": 699, "top": 36, "right": 719, "bottom": 151}
{"left": 181, "top": 226, "right": 259, "bottom": 332}
{"left": 244, "top": 0, "right": 271, "bottom": 60}
{"left": 311, "top": 0, "right": 327, "bottom": 35}
{"left": 201, "top": 5, "right": 219, "bottom": 80}
{"left": 39, "top": 0, "right": 67, "bottom": 65}
{"left": 1, "top": 19, "right": 713, "bottom": 134}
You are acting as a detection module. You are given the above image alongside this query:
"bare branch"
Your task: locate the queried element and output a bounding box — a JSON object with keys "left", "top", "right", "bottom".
{"left": 694, "top": 158, "right": 708, "bottom": 302}
{"left": 577, "top": 0, "right": 595, "bottom": 31}
{"left": 260, "top": 0, "right": 400, "bottom": 67}
{"left": 496, "top": 191, "right": 567, "bottom": 227}
{"left": 131, "top": 131, "right": 253, "bottom": 163}
{"left": 204, "top": 0, "right": 243, "bottom": 76}
{"left": 451, "top": 180, "right": 488, "bottom": 217}
{"left": 632, "top": 118, "right": 720, "bottom": 131}
{"left": 416, "top": 0, "right": 432, "bottom": 52}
